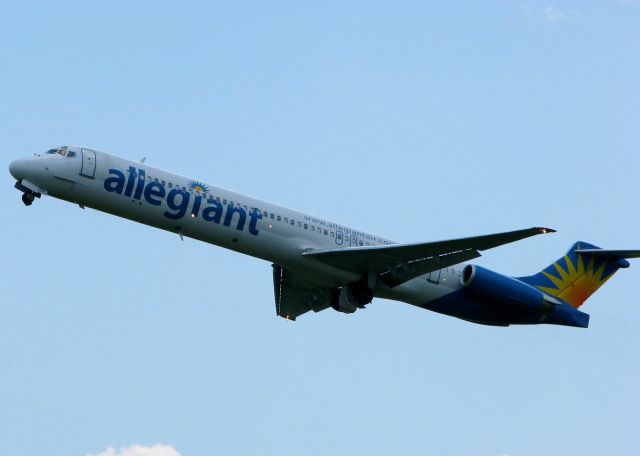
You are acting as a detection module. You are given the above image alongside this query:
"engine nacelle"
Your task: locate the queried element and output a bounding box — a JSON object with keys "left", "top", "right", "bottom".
{"left": 461, "top": 264, "right": 554, "bottom": 313}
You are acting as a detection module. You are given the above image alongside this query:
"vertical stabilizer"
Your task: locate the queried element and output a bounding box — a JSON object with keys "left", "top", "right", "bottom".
{"left": 518, "top": 242, "right": 630, "bottom": 308}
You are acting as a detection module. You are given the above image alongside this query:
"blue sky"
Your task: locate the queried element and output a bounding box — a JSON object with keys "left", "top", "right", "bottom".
{"left": 1, "top": 1, "right": 639, "bottom": 455}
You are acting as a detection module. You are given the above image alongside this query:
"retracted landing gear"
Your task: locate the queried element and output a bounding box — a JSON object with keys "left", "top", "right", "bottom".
{"left": 330, "top": 274, "right": 375, "bottom": 315}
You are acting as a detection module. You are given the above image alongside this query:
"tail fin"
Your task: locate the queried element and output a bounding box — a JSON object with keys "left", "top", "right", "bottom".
{"left": 519, "top": 242, "right": 635, "bottom": 308}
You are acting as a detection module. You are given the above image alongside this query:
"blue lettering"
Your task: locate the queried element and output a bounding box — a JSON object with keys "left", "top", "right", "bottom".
{"left": 248, "top": 208, "right": 262, "bottom": 235}
{"left": 133, "top": 168, "right": 146, "bottom": 200}
{"left": 223, "top": 205, "right": 246, "bottom": 231}
{"left": 191, "top": 194, "right": 202, "bottom": 218}
{"left": 202, "top": 200, "right": 223, "bottom": 223}
{"left": 103, "top": 166, "right": 262, "bottom": 236}
{"left": 124, "top": 166, "right": 136, "bottom": 197}
{"left": 104, "top": 169, "right": 125, "bottom": 194}
{"left": 164, "top": 188, "right": 190, "bottom": 219}
{"left": 144, "top": 181, "right": 165, "bottom": 206}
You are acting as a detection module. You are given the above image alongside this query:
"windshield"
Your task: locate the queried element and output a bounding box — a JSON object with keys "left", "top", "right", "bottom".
{"left": 45, "top": 147, "right": 68, "bottom": 156}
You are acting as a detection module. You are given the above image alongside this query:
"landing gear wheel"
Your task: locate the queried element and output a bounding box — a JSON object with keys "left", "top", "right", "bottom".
{"left": 355, "top": 287, "right": 374, "bottom": 306}
{"left": 22, "top": 193, "right": 35, "bottom": 206}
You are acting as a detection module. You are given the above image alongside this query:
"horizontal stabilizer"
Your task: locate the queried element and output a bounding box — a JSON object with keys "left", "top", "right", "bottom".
{"left": 574, "top": 249, "right": 640, "bottom": 260}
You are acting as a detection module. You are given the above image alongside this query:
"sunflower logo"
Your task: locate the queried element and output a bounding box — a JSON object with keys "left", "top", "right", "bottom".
{"left": 188, "top": 180, "right": 209, "bottom": 193}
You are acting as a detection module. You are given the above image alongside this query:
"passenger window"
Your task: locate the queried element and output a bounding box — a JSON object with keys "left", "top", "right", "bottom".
{"left": 223, "top": 199, "right": 227, "bottom": 205}
{"left": 304, "top": 224, "right": 308, "bottom": 229}
{"left": 290, "top": 220, "right": 294, "bottom": 226}
{"left": 311, "top": 226, "right": 315, "bottom": 232}
{"left": 358, "top": 240, "right": 363, "bottom": 246}
{"left": 168, "top": 183, "right": 173, "bottom": 188}
{"left": 330, "top": 231, "right": 334, "bottom": 237}
{"left": 324, "top": 230, "right": 328, "bottom": 236}
{"left": 154, "top": 178, "right": 158, "bottom": 182}
{"left": 277, "top": 216, "right": 281, "bottom": 221}
{"left": 270, "top": 214, "right": 274, "bottom": 219}
{"left": 161, "top": 180, "right": 165, "bottom": 186}
{"left": 297, "top": 222, "right": 302, "bottom": 228}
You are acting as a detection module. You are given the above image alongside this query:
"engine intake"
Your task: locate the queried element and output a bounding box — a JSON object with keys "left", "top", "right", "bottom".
{"left": 461, "top": 264, "right": 554, "bottom": 313}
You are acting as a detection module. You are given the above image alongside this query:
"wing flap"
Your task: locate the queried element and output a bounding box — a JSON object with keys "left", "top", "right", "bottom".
{"left": 273, "top": 264, "right": 332, "bottom": 320}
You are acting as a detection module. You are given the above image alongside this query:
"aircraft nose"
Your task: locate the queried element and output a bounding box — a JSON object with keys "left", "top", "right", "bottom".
{"left": 9, "top": 158, "right": 27, "bottom": 180}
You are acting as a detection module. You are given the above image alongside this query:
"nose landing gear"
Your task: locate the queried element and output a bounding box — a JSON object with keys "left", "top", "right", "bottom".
{"left": 21, "top": 192, "right": 36, "bottom": 206}
{"left": 14, "top": 180, "right": 41, "bottom": 206}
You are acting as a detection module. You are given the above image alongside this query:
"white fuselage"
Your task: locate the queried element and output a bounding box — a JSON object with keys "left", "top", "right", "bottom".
{"left": 10, "top": 147, "right": 464, "bottom": 310}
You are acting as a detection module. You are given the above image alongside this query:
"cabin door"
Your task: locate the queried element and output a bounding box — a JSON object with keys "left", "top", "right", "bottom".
{"left": 80, "top": 148, "right": 96, "bottom": 178}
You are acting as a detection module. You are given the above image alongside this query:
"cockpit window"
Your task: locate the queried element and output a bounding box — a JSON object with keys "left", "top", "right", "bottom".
{"left": 45, "top": 148, "right": 72, "bottom": 157}
{"left": 67, "top": 151, "right": 76, "bottom": 157}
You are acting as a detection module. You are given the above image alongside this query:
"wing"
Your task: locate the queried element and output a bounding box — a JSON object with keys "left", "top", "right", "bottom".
{"left": 272, "top": 264, "right": 333, "bottom": 320}
{"left": 303, "top": 227, "right": 555, "bottom": 287}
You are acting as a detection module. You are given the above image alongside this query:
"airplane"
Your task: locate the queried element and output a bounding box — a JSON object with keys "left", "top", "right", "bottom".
{"left": 9, "top": 146, "right": 640, "bottom": 328}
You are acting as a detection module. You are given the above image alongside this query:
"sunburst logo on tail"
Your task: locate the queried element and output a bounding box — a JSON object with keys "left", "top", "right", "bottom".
{"left": 537, "top": 253, "right": 614, "bottom": 308}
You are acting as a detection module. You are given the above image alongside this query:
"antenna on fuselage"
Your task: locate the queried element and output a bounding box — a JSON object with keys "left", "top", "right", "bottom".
{"left": 175, "top": 225, "right": 184, "bottom": 241}
{"left": 140, "top": 157, "right": 146, "bottom": 163}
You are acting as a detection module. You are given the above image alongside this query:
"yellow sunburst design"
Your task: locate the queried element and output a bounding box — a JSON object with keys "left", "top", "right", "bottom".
{"left": 537, "top": 254, "right": 611, "bottom": 308}
{"left": 188, "top": 180, "right": 209, "bottom": 194}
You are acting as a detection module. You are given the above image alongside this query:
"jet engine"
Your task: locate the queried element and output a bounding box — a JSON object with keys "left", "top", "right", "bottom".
{"left": 460, "top": 264, "right": 554, "bottom": 313}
